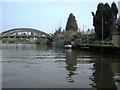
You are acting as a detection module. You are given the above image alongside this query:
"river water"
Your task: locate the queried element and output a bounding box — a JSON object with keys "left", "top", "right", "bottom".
{"left": 1, "top": 44, "right": 120, "bottom": 89}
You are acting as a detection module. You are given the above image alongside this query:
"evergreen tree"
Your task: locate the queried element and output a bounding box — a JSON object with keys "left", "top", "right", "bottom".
{"left": 66, "top": 13, "right": 78, "bottom": 32}
{"left": 92, "top": 2, "right": 118, "bottom": 39}
{"left": 111, "top": 2, "right": 118, "bottom": 19}
{"left": 93, "top": 3, "right": 105, "bottom": 38}
{"left": 104, "top": 3, "right": 113, "bottom": 38}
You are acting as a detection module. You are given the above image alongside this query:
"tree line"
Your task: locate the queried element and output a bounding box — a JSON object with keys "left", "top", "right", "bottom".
{"left": 53, "top": 2, "right": 119, "bottom": 42}
{"left": 92, "top": 2, "right": 118, "bottom": 39}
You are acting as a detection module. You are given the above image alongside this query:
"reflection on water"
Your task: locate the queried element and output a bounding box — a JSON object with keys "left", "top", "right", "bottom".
{"left": 65, "top": 49, "right": 78, "bottom": 82}
{"left": 2, "top": 44, "right": 120, "bottom": 89}
{"left": 90, "top": 56, "right": 117, "bottom": 89}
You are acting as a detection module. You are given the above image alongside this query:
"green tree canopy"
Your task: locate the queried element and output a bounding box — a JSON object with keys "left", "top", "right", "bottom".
{"left": 66, "top": 13, "right": 78, "bottom": 32}
{"left": 111, "top": 2, "right": 118, "bottom": 19}
{"left": 92, "top": 2, "right": 118, "bottom": 39}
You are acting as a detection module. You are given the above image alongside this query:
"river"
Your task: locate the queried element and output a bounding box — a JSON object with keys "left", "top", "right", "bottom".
{"left": 1, "top": 44, "right": 120, "bottom": 89}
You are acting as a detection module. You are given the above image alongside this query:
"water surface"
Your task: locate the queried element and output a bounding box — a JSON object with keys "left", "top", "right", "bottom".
{"left": 1, "top": 44, "right": 120, "bottom": 89}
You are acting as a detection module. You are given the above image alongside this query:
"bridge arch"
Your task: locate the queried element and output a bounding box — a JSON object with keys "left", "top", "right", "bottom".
{"left": 1, "top": 28, "right": 52, "bottom": 44}
{"left": 1, "top": 28, "right": 50, "bottom": 38}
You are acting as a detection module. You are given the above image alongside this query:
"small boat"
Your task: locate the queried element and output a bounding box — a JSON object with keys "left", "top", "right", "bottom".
{"left": 64, "top": 40, "right": 72, "bottom": 49}
{"left": 64, "top": 44, "right": 72, "bottom": 49}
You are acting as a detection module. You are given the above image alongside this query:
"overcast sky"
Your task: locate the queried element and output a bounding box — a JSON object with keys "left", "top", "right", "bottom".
{"left": 1, "top": 0, "right": 119, "bottom": 33}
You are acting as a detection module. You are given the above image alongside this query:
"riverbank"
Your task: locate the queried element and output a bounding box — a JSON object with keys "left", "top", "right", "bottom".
{"left": 73, "top": 44, "right": 120, "bottom": 54}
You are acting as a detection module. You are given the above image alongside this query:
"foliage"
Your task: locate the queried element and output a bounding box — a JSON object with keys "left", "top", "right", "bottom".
{"left": 2, "top": 38, "right": 17, "bottom": 43}
{"left": 64, "top": 30, "right": 77, "bottom": 41}
{"left": 53, "top": 27, "right": 64, "bottom": 41}
{"left": 54, "top": 27, "right": 62, "bottom": 35}
{"left": 116, "top": 18, "right": 120, "bottom": 26}
{"left": 92, "top": 2, "right": 118, "bottom": 39}
{"left": 35, "top": 38, "right": 47, "bottom": 45}
{"left": 66, "top": 13, "right": 78, "bottom": 32}
{"left": 111, "top": 2, "right": 118, "bottom": 19}
{"left": 53, "top": 13, "right": 78, "bottom": 42}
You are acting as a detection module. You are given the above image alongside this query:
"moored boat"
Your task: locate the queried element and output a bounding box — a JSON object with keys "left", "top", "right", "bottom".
{"left": 64, "top": 44, "right": 72, "bottom": 49}
{"left": 64, "top": 40, "right": 72, "bottom": 49}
